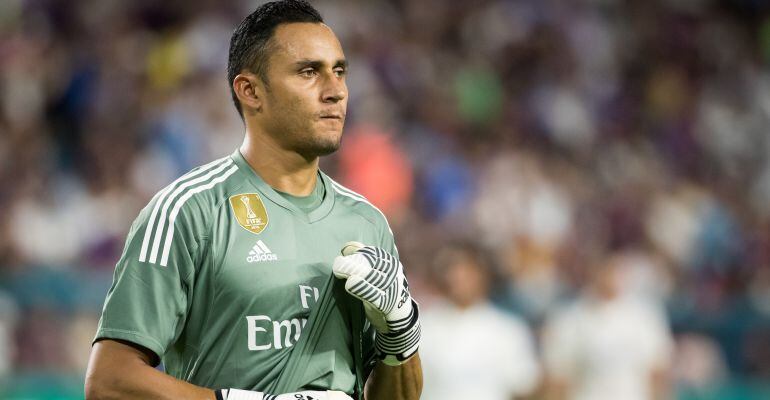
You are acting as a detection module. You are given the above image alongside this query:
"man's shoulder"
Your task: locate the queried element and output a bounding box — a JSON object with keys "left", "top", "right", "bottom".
{"left": 324, "top": 174, "right": 390, "bottom": 229}
{"left": 141, "top": 155, "right": 247, "bottom": 226}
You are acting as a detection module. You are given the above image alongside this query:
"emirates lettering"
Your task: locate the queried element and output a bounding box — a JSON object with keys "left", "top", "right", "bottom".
{"left": 245, "top": 285, "right": 320, "bottom": 351}
{"left": 246, "top": 315, "right": 308, "bottom": 351}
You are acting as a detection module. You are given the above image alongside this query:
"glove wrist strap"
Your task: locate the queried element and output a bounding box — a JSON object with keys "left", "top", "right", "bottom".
{"left": 376, "top": 300, "right": 421, "bottom": 366}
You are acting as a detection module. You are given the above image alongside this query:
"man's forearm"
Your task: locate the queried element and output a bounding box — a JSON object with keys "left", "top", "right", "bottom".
{"left": 364, "top": 353, "right": 422, "bottom": 400}
{"left": 85, "top": 340, "right": 216, "bottom": 400}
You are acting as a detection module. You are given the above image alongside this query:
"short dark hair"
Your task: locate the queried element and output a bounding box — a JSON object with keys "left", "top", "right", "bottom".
{"left": 227, "top": 0, "right": 324, "bottom": 117}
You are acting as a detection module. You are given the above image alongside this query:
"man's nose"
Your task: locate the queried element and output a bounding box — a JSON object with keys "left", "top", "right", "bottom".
{"left": 322, "top": 77, "right": 347, "bottom": 103}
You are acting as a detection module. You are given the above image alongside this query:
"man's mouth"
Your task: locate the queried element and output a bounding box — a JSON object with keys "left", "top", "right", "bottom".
{"left": 319, "top": 113, "right": 343, "bottom": 120}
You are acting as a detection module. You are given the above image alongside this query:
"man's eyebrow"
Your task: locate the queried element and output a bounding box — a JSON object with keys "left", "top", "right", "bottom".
{"left": 293, "top": 59, "right": 348, "bottom": 69}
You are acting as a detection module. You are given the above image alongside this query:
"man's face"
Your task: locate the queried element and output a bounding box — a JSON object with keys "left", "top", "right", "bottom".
{"left": 258, "top": 22, "right": 348, "bottom": 159}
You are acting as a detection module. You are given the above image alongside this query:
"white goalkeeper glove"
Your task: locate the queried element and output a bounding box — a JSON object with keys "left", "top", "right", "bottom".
{"left": 215, "top": 389, "right": 353, "bottom": 400}
{"left": 332, "top": 242, "right": 421, "bottom": 366}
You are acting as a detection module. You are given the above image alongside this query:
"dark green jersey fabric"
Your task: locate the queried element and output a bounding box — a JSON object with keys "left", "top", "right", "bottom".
{"left": 94, "top": 150, "right": 396, "bottom": 393}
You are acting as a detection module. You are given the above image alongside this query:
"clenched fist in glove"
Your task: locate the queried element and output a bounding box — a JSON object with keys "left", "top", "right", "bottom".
{"left": 332, "top": 242, "right": 421, "bottom": 366}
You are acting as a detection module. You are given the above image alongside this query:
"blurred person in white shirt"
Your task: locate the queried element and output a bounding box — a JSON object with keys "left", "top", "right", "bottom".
{"left": 420, "top": 242, "right": 540, "bottom": 400}
{"left": 542, "top": 251, "right": 673, "bottom": 400}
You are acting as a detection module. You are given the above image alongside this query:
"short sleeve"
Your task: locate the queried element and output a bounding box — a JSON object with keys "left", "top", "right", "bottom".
{"left": 93, "top": 194, "right": 200, "bottom": 361}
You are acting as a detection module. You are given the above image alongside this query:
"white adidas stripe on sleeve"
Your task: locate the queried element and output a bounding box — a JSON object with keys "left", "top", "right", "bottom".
{"left": 139, "top": 158, "right": 230, "bottom": 262}
{"left": 150, "top": 159, "right": 235, "bottom": 264}
{"left": 159, "top": 165, "right": 239, "bottom": 267}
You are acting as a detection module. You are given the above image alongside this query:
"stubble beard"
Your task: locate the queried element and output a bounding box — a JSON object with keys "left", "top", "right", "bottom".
{"left": 285, "top": 110, "right": 344, "bottom": 159}
{"left": 293, "top": 129, "right": 342, "bottom": 159}
{"left": 269, "top": 116, "right": 343, "bottom": 160}
{"left": 266, "top": 93, "right": 344, "bottom": 159}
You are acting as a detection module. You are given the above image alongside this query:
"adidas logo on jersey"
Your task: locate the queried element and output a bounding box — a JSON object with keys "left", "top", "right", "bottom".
{"left": 247, "top": 240, "right": 278, "bottom": 263}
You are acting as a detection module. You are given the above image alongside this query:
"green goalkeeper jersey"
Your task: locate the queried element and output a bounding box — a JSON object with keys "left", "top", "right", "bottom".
{"left": 94, "top": 149, "right": 397, "bottom": 393}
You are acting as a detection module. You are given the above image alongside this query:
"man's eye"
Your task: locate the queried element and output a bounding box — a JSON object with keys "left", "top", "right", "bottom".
{"left": 300, "top": 69, "right": 317, "bottom": 77}
{"left": 334, "top": 68, "right": 346, "bottom": 77}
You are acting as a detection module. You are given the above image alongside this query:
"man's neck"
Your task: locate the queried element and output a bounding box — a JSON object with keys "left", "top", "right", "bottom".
{"left": 239, "top": 131, "right": 319, "bottom": 196}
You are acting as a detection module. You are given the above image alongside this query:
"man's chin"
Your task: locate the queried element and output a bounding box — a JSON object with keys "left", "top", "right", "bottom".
{"left": 297, "top": 136, "right": 342, "bottom": 159}
{"left": 312, "top": 142, "right": 340, "bottom": 157}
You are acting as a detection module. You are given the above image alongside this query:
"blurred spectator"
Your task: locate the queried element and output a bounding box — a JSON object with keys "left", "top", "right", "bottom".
{"left": 0, "top": 290, "right": 18, "bottom": 380}
{"left": 673, "top": 333, "right": 728, "bottom": 397}
{"left": 542, "top": 252, "right": 674, "bottom": 400}
{"left": 337, "top": 124, "right": 414, "bottom": 218}
{"left": 420, "top": 242, "right": 540, "bottom": 400}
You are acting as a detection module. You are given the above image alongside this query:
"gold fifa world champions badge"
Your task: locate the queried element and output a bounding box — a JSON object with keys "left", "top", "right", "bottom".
{"left": 229, "top": 193, "right": 269, "bottom": 234}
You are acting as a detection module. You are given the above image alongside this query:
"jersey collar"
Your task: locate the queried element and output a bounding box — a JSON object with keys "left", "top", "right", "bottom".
{"left": 230, "top": 149, "right": 335, "bottom": 223}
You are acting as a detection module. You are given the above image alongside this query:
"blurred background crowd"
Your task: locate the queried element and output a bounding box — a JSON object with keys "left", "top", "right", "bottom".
{"left": 2, "top": 0, "right": 770, "bottom": 398}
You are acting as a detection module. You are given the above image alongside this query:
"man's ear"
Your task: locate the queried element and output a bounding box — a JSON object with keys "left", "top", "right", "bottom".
{"left": 233, "top": 73, "right": 265, "bottom": 115}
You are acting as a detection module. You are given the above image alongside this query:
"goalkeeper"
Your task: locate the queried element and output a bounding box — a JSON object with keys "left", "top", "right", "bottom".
{"left": 84, "top": 1, "right": 422, "bottom": 399}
